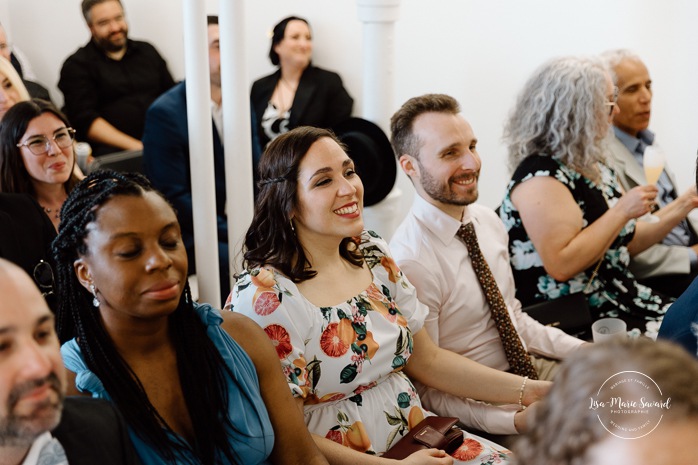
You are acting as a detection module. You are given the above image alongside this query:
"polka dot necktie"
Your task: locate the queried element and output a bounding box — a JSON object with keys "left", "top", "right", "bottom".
{"left": 457, "top": 222, "right": 538, "bottom": 380}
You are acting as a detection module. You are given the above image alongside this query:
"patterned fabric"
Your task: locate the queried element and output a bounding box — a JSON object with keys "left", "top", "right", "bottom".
{"left": 456, "top": 222, "right": 538, "bottom": 380}
{"left": 37, "top": 438, "right": 68, "bottom": 465}
{"left": 22, "top": 432, "right": 68, "bottom": 465}
{"left": 228, "top": 230, "right": 510, "bottom": 463}
{"left": 499, "top": 155, "right": 673, "bottom": 338}
{"left": 261, "top": 101, "right": 290, "bottom": 145}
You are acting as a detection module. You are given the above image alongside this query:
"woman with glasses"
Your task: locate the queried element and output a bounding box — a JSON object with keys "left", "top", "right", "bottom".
{"left": 0, "top": 99, "right": 80, "bottom": 230}
{"left": 498, "top": 56, "right": 698, "bottom": 338}
{"left": 0, "top": 99, "right": 79, "bottom": 312}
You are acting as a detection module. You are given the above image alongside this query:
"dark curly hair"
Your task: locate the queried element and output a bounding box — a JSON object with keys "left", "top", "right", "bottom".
{"left": 243, "top": 126, "right": 362, "bottom": 281}
{"left": 52, "top": 170, "right": 244, "bottom": 464}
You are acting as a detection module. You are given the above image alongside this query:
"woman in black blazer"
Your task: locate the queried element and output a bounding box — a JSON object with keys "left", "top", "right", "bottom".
{"left": 251, "top": 16, "right": 353, "bottom": 148}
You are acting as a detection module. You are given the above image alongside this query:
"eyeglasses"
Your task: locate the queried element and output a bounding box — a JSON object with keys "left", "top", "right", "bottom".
{"left": 17, "top": 128, "right": 76, "bottom": 156}
{"left": 33, "top": 260, "right": 55, "bottom": 297}
{"left": 605, "top": 86, "right": 619, "bottom": 116}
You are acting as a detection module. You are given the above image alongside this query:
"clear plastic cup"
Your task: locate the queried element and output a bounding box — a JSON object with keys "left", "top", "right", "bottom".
{"left": 75, "top": 142, "right": 92, "bottom": 172}
{"left": 592, "top": 317, "right": 628, "bottom": 343}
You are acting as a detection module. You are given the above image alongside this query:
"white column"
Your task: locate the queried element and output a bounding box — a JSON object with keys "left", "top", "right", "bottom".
{"left": 356, "top": 0, "right": 401, "bottom": 132}
{"left": 356, "top": 0, "right": 404, "bottom": 242}
{"left": 219, "top": 0, "right": 254, "bottom": 280}
{"left": 182, "top": 0, "right": 221, "bottom": 307}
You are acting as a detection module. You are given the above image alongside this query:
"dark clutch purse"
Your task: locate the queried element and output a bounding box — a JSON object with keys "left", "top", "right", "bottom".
{"left": 382, "top": 416, "right": 464, "bottom": 460}
{"left": 522, "top": 292, "right": 592, "bottom": 339}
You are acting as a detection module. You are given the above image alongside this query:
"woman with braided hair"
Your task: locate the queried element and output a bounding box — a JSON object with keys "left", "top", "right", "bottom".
{"left": 52, "top": 170, "right": 327, "bottom": 465}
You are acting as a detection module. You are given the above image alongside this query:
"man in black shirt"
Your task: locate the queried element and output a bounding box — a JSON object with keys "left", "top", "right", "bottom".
{"left": 59, "top": 0, "right": 175, "bottom": 156}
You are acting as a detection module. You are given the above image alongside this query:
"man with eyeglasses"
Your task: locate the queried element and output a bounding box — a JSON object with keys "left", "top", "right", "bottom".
{"left": 602, "top": 49, "right": 698, "bottom": 298}
{"left": 58, "top": 0, "right": 174, "bottom": 156}
{"left": 0, "top": 258, "right": 139, "bottom": 465}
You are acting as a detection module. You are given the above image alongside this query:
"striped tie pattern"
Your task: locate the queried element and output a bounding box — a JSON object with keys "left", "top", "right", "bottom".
{"left": 457, "top": 222, "right": 538, "bottom": 380}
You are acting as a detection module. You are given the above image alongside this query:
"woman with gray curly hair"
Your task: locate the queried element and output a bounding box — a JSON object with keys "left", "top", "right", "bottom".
{"left": 498, "top": 56, "right": 698, "bottom": 338}
{"left": 513, "top": 337, "right": 698, "bottom": 465}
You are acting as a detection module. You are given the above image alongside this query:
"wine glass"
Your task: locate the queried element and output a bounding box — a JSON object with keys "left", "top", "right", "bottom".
{"left": 638, "top": 145, "right": 665, "bottom": 223}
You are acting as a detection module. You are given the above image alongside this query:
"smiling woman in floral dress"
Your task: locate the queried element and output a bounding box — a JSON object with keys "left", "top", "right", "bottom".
{"left": 227, "top": 126, "right": 551, "bottom": 465}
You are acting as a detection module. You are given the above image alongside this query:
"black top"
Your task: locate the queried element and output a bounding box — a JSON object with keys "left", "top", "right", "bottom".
{"left": 0, "top": 193, "right": 57, "bottom": 312}
{"left": 250, "top": 65, "right": 353, "bottom": 148}
{"left": 59, "top": 39, "right": 175, "bottom": 156}
{"left": 53, "top": 397, "right": 141, "bottom": 465}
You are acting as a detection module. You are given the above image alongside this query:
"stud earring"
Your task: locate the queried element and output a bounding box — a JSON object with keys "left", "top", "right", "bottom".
{"left": 89, "top": 283, "right": 99, "bottom": 308}
{"left": 290, "top": 219, "right": 295, "bottom": 233}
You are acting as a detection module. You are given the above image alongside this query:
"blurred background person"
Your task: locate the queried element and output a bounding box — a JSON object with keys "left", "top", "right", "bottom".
{"left": 499, "top": 56, "right": 698, "bottom": 338}
{"left": 143, "top": 15, "right": 261, "bottom": 305}
{"left": 513, "top": 338, "right": 698, "bottom": 465}
{"left": 0, "top": 56, "right": 28, "bottom": 120}
{"left": 59, "top": 0, "right": 175, "bottom": 156}
{"left": 251, "top": 15, "right": 353, "bottom": 149}
{"left": 0, "top": 21, "right": 51, "bottom": 101}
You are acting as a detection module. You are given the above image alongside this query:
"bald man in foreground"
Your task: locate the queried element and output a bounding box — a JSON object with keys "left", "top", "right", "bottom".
{"left": 0, "top": 258, "right": 139, "bottom": 465}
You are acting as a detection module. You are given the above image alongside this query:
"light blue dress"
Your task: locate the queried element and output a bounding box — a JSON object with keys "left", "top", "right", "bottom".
{"left": 61, "top": 303, "right": 274, "bottom": 465}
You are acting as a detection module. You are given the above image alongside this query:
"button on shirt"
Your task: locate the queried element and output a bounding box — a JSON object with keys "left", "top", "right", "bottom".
{"left": 390, "top": 195, "right": 583, "bottom": 434}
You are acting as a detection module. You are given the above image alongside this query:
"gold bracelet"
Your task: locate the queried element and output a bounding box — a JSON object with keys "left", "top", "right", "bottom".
{"left": 518, "top": 376, "right": 528, "bottom": 411}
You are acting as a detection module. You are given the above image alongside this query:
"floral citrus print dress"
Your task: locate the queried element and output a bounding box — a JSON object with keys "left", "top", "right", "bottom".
{"left": 227, "top": 231, "right": 510, "bottom": 464}
{"left": 499, "top": 155, "right": 672, "bottom": 338}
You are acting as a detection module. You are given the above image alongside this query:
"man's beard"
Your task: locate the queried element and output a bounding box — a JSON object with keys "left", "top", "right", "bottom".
{"left": 0, "top": 374, "right": 64, "bottom": 447}
{"left": 95, "top": 28, "right": 128, "bottom": 53}
{"left": 418, "top": 160, "right": 479, "bottom": 206}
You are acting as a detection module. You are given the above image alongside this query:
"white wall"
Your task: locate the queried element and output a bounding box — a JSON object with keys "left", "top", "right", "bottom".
{"left": 4, "top": 0, "right": 698, "bottom": 225}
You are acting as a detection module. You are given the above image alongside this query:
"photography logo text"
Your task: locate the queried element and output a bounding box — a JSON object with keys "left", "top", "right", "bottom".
{"left": 589, "top": 370, "right": 671, "bottom": 439}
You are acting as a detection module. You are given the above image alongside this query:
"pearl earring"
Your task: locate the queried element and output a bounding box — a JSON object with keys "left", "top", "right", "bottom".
{"left": 89, "top": 283, "right": 99, "bottom": 308}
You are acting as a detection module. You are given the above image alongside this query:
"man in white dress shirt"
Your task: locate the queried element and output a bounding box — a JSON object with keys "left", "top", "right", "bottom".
{"left": 389, "top": 94, "right": 584, "bottom": 436}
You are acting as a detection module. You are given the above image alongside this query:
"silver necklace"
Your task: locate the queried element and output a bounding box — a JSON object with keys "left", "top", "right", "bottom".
{"left": 42, "top": 206, "right": 60, "bottom": 220}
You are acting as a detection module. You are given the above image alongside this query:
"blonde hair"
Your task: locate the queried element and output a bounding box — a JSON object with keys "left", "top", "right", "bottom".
{"left": 0, "top": 56, "right": 30, "bottom": 102}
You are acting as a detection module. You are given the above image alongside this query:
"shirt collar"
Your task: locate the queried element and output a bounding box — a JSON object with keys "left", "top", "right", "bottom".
{"left": 613, "top": 126, "right": 655, "bottom": 155}
{"left": 411, "top": 194, "right": 478, "bottom": 245}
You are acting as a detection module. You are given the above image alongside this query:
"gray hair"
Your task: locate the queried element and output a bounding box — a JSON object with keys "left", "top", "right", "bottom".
{"left": 503, "top": 56, "right": 609, "bottom": 176}
{"left": 599, "top": 48, "right": 643, "bottom": 82}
